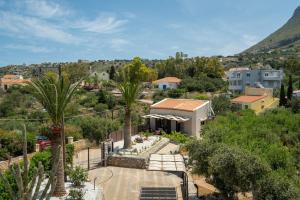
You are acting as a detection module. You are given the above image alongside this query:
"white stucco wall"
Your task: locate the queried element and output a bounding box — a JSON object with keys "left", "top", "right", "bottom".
{"left": 149, "top": 101, "right": 211, "bottom": 138}
{"left": 158, "top": 82, "right": 178, "bottom": 90}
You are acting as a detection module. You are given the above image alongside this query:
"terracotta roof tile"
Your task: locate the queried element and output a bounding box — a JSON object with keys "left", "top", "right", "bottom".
{"left": 153, "top": 77, "right": 181, "bottom": 84}
{"left": 151, "top": 98, "right": 206, "bottom": 112}
{"left": 231, "top": 95, "right": 266, "bottom": 103}
{"left": 3, "top": 74, "right": 18, "bottom": 79}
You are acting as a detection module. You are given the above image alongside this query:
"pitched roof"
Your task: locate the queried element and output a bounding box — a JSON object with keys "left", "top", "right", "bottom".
{"left": 0, "top": 79, "right": 30, "bottom": 85}
{"left": 151, "top": 98, "right": 207, "bottom": 112}
{"left": 231, "top": 95, "right": 266, "bottom": 103}
{"left": 3, "top": 74, "right": 18, "bottom": 79}
{"left": 153, "top": 77, "right": 181, "bottom": 84}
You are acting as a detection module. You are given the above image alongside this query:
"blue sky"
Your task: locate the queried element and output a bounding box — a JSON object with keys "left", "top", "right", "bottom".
{"left": 0, "top": 0, "right": 299, "bottom": 66}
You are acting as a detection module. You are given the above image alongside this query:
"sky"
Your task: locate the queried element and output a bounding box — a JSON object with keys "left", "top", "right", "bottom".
{"left": 0, "top": 0, "right": 299, "bottom": 66}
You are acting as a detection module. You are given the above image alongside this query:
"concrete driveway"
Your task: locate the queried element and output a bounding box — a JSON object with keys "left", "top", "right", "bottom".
{"left": 88, "top": 166, "right": 183, "bottom": 200}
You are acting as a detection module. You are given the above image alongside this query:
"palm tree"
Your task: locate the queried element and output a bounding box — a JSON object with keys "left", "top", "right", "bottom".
{"left": 116, "top": 57, "right": 157, "bottom": 149}
{"left": 117, "top": 82, "right": 140, "bottom": 149}
{"left": 29, "top": 75, "right": 79, "bottom": 196}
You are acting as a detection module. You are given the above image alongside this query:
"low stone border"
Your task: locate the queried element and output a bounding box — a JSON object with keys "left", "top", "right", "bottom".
{"left": 107, "top": 155, "right": 146, "bottom": 169}
{"left": 107, "top": 137, "right": 170, "bottom": 169}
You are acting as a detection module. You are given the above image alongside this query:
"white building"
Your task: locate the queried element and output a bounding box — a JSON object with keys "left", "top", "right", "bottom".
{"left": 143, "top": 98, "right": 214, "bottom": 138}
{"left": 152, "top": 77, "right": 181, "bottom": 90}
{"left": 293, "top": 90, "right": 300, "bottom": 98}
{"left": 0, "top": 74, "right": 30, "bottom": 90}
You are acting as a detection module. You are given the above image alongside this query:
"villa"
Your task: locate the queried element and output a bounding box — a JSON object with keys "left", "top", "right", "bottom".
{"left": 226, "top": 66, "right": 284, "bottom": 93}
{"left": 152, "top": 77, "right": 181, "bottom": 90}
{"left": 231, "top": 87, "right": 279, "bottom": 114}
{"left": 143, "top": 98, "right": 215, "bottom": 138}
{"left": 0, "top": 74, "right": 30, "bottom": 90}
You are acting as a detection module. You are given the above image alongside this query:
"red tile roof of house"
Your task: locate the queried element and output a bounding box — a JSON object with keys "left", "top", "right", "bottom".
{"left": 3, "top": 74, "right": 18, "bottom": 79}
{"left": 231, "top": 95, "right": 266, "bottom": 103}
{"left": 0, "top": 79, "right": 30, "bottom": 85}
{"left": 152, "top": 77, "right": 181, "bottom": 84}
{"left": 151, "top": 98, "right": 206, "bottom": 112}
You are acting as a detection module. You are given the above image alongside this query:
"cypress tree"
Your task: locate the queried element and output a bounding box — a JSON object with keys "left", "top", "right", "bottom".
{"left": 109, "top": 65, "right": 116, "bottom": 80}
{"left": 279, "top": 84, "right": 286, "bottom": 106}
{"left": 298, "top": 79, "right": 300, "bottom": 90}
{"left": 287, "top": 75, "right": 293, "bottom": 100}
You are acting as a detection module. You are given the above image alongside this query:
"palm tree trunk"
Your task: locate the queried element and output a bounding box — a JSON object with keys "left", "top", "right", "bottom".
{"left": 51, "top": 131, "right": 66, "bottom": 196}
{"left": 123, "top": 108, "right": 132, "bottom": 149}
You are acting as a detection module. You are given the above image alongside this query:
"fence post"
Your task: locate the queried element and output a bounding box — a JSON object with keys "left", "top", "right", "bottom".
{"left": 88, "top": 147, "right": 90, "bottom": 170}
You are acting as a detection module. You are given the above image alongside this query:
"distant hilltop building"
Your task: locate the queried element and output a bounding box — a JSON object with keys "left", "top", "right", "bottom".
{"left": 0, "top": 74, "right": 30, "bottom": 90}
{"left": 226, "top": 66, "right": 284, "bottom": 93}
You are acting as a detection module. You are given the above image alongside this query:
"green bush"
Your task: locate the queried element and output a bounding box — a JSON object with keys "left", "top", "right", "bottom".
{"left": 30, "top": 150, "right": 52, "bottom": 172}
{"left": 65, "top": 124, "right": 83, "bottom": 141}
{"left": 94, "top": 103, "right": 109, "bottom": 113}
{"left": 31, "top": 144, "right": 74, "bottom": 173}
{"left": 0, "top": 130, "right": 36, "bottom": 158}
{"left": 73, "top": 116, "right": 120, "bottom": 143}
{"left": 66, "top": 144, "right": 74, "bottom": 167}
{"left": 162, "top": 131, "right": 191, "bottom": 144}
{"left": 66, "top": 189, "right": 85, "bottom": 200}
{"left": 69, "top": 166, "right": 88, "bottom": 187}
{"left": 0, "top": 148, "right": 9, "bottom": 161}
{"left": 167, "top": 88, "right": 185, "bottom": 98}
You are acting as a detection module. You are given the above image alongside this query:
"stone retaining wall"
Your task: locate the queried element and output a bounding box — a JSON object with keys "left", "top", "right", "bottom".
{"left": 73, "top": 139, "right": 94, "bottom": 152}
{"left": 107, "top": 155, "right": 146, "bottom": 169}
{"left": 0, "top": 152, "right": 36, "bottom": 172}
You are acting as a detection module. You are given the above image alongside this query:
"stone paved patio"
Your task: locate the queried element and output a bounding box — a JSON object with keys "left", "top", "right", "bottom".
{"left": 88, "top": 166, "right": 183, "bottom": 200}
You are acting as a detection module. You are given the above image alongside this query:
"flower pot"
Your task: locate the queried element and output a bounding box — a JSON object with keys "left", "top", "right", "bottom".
{"left": 51, "top": 126, "right": 62, "bottom": 135}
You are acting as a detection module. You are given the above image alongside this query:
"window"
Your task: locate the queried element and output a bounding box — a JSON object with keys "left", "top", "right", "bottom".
{"left": 201, "top": 121, "right": 205, "bottom": 125}
{"left": 265, "top": 73, "right": 269, "bottom": 77}
{"left": 244, "top": 105, "right": 249, "bottom": 109}
{"left": 237, "top": 73, "right": 241, "bottom": 78}
{"left": 246, "top": 73, "right": 250, "bottom": 77}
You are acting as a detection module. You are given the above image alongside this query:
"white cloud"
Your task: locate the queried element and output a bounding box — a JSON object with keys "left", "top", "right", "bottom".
{"left": 74, "top": 15, "right": 128, "bottom": 34}
{"left": 24, "top": 0, "right": 69, "bottom": 18}
{"left": 0, "top": 12, "right": 78, "bottom": 44}
{"left": 5, "top": 44, "right": 51, "bottom": 53}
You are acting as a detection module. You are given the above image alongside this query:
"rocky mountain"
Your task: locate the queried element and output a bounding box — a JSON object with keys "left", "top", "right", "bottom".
{"left": 245, "top": 6, "right": 300, "bottom": 54}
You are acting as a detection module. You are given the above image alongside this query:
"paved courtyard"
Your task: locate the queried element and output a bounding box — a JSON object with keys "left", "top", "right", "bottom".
{"left": 88, "top": 166, "right": 183, "bottom": 200}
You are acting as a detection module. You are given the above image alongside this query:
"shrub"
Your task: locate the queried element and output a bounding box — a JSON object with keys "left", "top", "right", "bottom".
{"left": 64, "top": 124, "right": 83, "bottom": 141}
{"left": 195, "top": 94, "right": 209, "bottom": 100}
{"left": 74, "top": 116, "right": 120, "bottom": 143}
{"left": 31, "top": 144, "right": 74, "bottom": 173}
{"left": 162, "top": 131, "right": 191, "bottom": 144}
{"left": 66, "top": 144, "right": 74, "bottom": 167}
{"left": 30, "top": 150, "right": 52, "bottom": 172}
{"left": 153, "top": 90, "right": 167, "bottom": 103}
{"left": 167, "top": 88, "right": 185, "bottom": 98}
{"left": 0, "top": 130, "right": 36, "bottom": 157}
{"left": 66, "top": 189, "right": 85, "bottom": 200}
{"left": 69, "top": 166, "right": 88, "bottom": 187}
{"left": 94, "top": 103, "right": 109, "bottom": 113}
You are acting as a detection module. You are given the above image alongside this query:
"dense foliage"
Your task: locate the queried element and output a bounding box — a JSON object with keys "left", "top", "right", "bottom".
{"left": 71, "top": 116, "right": 120, "bottom": 143}
{"left": 0, "top": 130, "right": 36, "bottom": 160}
{"left": 188, "top": 108, "right": 300, "bottom": 199}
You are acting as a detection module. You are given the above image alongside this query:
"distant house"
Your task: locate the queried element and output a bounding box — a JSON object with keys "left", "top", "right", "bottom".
{"left": 0, "top": 74, "right": 30, "bottom": 90}
{"left": 143, "top": 98, "right": 214, "bottom": 138}
{"left": 226, "top": 67, "right": 284, "bottom": 93}
{"left": 152, "top": 77, "right": 181, "bottom": 90}
{"left": 231, "top": 87, "right": 279, "bottom": 114}
{"left": 293, "top": 90, "right": 300, "bottom": 98}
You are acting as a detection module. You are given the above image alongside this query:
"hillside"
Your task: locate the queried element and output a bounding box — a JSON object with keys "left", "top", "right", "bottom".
{"left": 245, "top": 6, "right": 300, "bottom": 53}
